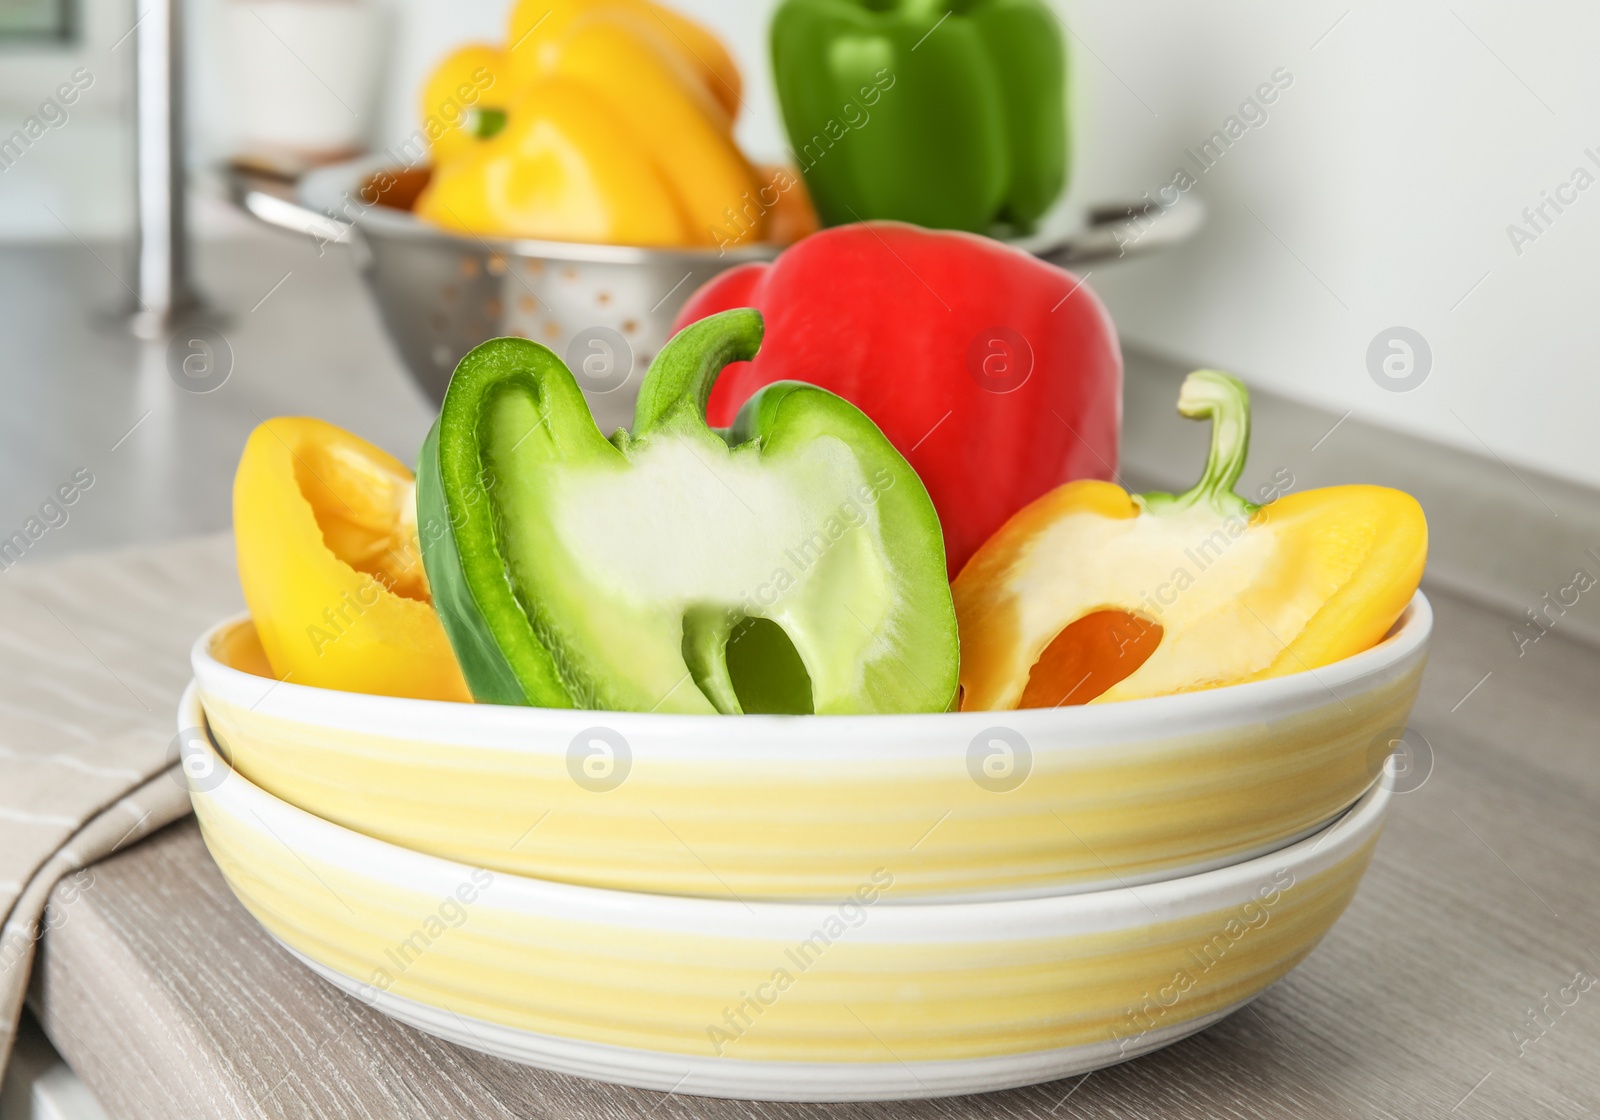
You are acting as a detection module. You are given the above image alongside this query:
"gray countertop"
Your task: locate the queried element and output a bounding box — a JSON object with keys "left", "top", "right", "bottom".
{"left": 0, "top": 234, "right": 435, "bottom": 564}
{"left": 7, "top": 233, "right": 1600, "bottom": 1118}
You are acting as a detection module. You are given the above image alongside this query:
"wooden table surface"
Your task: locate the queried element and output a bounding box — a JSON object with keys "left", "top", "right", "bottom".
{"left": 28, "top": 581, "right": 1600, "bottom": 1120}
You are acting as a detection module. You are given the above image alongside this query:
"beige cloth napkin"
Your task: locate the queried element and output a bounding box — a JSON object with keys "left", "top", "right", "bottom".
{"left": 0, "top": 533, "right": 240, "bottom": 1079}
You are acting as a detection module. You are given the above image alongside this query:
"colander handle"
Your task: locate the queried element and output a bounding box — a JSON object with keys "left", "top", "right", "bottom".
{"left": 1036, "top": 194, "right": 1207, "bottom": 268}
{"left": 228, "top": 172, "right": 354, "bottom": 247}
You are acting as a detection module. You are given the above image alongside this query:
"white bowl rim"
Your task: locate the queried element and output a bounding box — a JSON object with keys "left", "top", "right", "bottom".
{"left": 191, "top": 592, "right": 1431, "bottom": 750}
{"left": 184, "top": 698, "right": 1392, "bottom": 941}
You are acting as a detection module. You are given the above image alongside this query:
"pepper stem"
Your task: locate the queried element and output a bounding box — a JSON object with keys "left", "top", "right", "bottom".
{"left": 631, "top": 308, "right": 764, "bottom": 439}
{"left": 1140, "top": 370, "right": 1257, "bottom": 518}
{"left": 468, "top": 107, "right": 507, "bottom": 140}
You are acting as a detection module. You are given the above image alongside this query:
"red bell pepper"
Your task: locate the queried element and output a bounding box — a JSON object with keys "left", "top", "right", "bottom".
{"left": 673, "top": 222, "right": 1122, "bottom": 576}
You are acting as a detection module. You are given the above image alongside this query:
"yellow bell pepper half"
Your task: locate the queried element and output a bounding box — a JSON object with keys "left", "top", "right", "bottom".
{"left": 954, "top": 371, "right": 1427, "bottom": 709}
{"left": 233, "top": 417, "right": 471, "bottom": 702}
{"left": 506, "top": 0, "right": 742, "bottom": 122}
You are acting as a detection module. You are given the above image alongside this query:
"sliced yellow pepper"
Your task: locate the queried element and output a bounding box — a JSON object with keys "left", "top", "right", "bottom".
{"left": 505, "top": 0, "right": 742, "bottom": 121}
{"left": 234, "top": 418, "right": 470, "bottom": 702}
{"left": 418, "top": 43, "right": 506, "bottom": 164}
{"left": 415, "top": 77, "right": 690, "bottom": 245}
{"left": 954, "top": 371, "right": 1427, "bottom": 709}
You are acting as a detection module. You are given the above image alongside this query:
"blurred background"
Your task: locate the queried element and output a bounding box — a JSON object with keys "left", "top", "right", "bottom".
{"left": 3, "top": 0, "right": 1597, "bottom": 488}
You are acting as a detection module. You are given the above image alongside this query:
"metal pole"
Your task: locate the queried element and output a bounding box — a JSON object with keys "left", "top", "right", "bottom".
{"left": 131, "top": 0, "right": 200, "bottom": 337}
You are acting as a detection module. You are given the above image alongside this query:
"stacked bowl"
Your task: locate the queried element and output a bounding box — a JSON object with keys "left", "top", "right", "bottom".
{"left": 180, "top": 592, "right": 1430, "bottom": 1101}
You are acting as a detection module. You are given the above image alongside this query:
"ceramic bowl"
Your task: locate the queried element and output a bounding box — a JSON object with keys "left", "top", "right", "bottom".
{"left": 189, "top": 592, "right": 1428, "bottom": 902}
{"left": 178, "top": 701, "right": 1392, "bottom": 1102}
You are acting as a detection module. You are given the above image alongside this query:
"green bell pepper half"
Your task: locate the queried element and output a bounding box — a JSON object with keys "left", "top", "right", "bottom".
{"left": 417, "top": 308, "right": 959, "bottom": 714}
{"left": 771, "top": 0, "right": 1068, "bottom": 234}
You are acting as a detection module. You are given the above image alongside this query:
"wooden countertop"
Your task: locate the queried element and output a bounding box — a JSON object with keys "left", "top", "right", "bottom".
{"left": 30, "top": 582, "right": 1600, "bottom": 1119}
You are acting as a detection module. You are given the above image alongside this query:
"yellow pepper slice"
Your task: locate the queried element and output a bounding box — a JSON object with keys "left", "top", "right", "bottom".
{"left": 506, "top": 0, "right": 742, "bottom": 121}
{"left": 954, "top": 371, "right": 1427, "bottom": 709}
{"left": 234, "top": 418, "right": 470, "bottom": 702}
{"left": 415, "top": 77, "right": 690, "bottom": 245}
{"left": 419, "top": 43, "right": 507, "bottom": 164}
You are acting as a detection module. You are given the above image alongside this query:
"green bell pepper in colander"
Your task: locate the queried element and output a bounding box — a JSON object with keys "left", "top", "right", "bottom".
{"left": 771, "top": 0, "right": 1068, "bottom": 234}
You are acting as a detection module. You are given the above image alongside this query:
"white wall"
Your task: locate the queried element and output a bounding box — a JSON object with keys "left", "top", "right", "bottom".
{"left": 3, "top": 0, "right": 1596, "bottom": 489}
{"left": 0, "top": 0, "right": 133, "bottom": 238}
{"left": 1056, "top": 0, "right": 1600, "bottom": 494}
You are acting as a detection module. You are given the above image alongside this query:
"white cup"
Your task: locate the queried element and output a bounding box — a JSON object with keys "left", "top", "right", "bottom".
{"left": 224, "top": 0, "right": 384, "bottom": 159}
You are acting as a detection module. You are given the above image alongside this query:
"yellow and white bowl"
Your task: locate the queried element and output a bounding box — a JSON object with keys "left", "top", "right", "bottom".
{"left": 179, "top": 700, "right": 1393, "bottom": 1102}
{"left": 189, "top": 593, "right": 1428, "bottom": 902}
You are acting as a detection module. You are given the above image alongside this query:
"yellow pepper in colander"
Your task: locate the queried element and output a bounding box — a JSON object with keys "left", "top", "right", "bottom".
{"left": 504, "top": 0, "right": 742, "bottom": 121}
{"left": 416, "top": 76, "right": 696, "bottom": 246}
{"left": 414, "top": 3, "right": 765, "bottom": 247}
{"left": 418, "top": 43, "right": 506, "bottom": 165}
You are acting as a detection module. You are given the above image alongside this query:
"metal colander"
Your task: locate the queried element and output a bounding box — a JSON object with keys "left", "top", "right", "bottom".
{"left": 228, "top": 157, "right": 1201, "bottom": 433}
